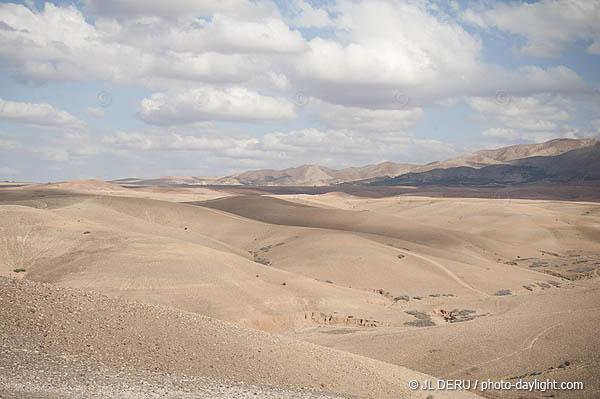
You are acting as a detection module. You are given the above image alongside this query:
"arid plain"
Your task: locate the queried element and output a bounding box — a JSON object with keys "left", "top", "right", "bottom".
{"left": 1, "top": 180, "right": 599, "bottom": 398}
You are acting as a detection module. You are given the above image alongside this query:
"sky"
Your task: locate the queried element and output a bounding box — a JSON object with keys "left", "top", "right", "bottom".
{"left": 0, "top": 0, "right": 599, "bottom": 181}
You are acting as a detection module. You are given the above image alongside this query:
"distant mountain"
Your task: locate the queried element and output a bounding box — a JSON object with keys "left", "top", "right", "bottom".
{"left": 113, "top": 162, "right": 418, "bottom": 187}
{"left": 370, "top": 141, "right": 600, "bottom": 187}
{"left": 411, "top": 138, "right": 599, "bottom": 173}
{"left": 227, "top": 162, "right": 417, "bottom": 186}
{"left": 111, "top": 138, "right": 599, "bottom": 187}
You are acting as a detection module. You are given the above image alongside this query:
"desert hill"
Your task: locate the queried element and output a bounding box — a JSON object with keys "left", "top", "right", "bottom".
{"left": 413, "top": 138, "right": 599, "bottom": 172}
{"left": 371, "top": 142, "right": 600, "bottom": 186}
{"left": 33, "top": 178, "right": 127, "bottom": 191}
{"left": 111, "top": 138, "right": 599, "bottom": 187}
{"left": 112, "top": 162, "right": 418, "bottom": 187}
{"left": 2, "top": 184, "right": 600, "bottom": 398}
{"left": 1, "top": 276, "right": 478, "bottom": 398}
{"left": 229, "top": 162, "right": 418, "bottom": 186}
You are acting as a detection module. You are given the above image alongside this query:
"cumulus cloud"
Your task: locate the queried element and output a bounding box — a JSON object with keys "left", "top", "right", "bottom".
{"left": 310, "top": 100, "right": 424, "bottom": 133}
{"left": 0, "top": 98, "right": 85, "bottom": 130}
{"left": 32, "top": 147, "right": 70, "bottom": 162}
{"left": 0, "top": 1, "right": 591, "bottom": 103}
{"left": 284, "top": 0, "right": 333, "bottom": 28}
{"left": 481, "top": 128, "right": 520, "bottom": 140}
{"left": 468, "top": 95, "right": 572, "bottom": 132}
{"left": 104, "top": 125, "right": 456, "bottom": 169}
{"left": 0, "top": 133, "right": 19, "bottom": 150}
{"left": 138, "top": 86, "right": 297, "bottom": 125}
{"left": 0, "top": 0, "right": 598, "bottom": 181}
{"left": 85, "top": 107, "right": 105, "bottom": 117}
{"left": 0, "top": 3, "right": 303, "bottom": 87}
{"left": 0, "top": 167, "right": 17, "bottom": 176}
{"left": 82, "top": 0, "right": 274, "bottom": 19}
{"left": 289, "top": 0, "right": 480, "bottom": 106}
{"left": 462, "top": 0, "right": 600, "bottom": 57}
{"left": 286, "top": 1, "right": 591, "bottom": 108}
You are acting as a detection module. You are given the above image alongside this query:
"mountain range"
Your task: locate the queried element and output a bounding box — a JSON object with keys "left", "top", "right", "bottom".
{"left": 113, "top": 138, "right": 599, "bottom": 187}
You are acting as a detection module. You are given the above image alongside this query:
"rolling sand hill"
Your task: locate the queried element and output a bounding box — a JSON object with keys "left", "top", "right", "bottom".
{"left": 22, "top": 179, "right": 228, "bottom": 202}
{"left": 1, "top": 184, "right": 599, "bottom": 398}
{"left": 1, "top": 277, "right": 479, "bottom": 398}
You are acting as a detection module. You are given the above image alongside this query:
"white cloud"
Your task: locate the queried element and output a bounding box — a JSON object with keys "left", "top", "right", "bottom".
{"left": 138, "top": 86, "right": 297, "bottom": 125}
{"left": 82, "top": 0, "right": 273, "bottom": 19}
{"left": 588, "top": 40, "right": 600, "bottom": 55}
{"left": 0, "top": 97, "right": 85, "bottom": 130}
{"left": 0, "top": 167, "right": 17, "bottom": 176}
{"left": 32, "top": 147, "right": 70, "bottom": 162}
{"left": 310, "top": 100, "right": 424, "bottom": 133}
{"left": 291, "top": 0, "right": 481, "bottom": 105}
{"left": 468, "top": 95, "right": 572, "bottom": 132}
{"left": 481, "top": 128, "right": 520, "bottom": 140}
{"left": 0, "top": 133, "right": 19, "bottom": 150}
{"left": 85, "top": 107, "right": 105, "bottom": 117}
{"left": 0, "top": 1, "right": 592, "bottom": 106}
{"left": 286, "top": 1, "right": 590, "bottom": 108}
{"left": 103, "top": 125, "right": 455, "bottom": 168}
{"left": 103, "top": 131, "right": 156, "bottom": 151}
{"left": 462, "top": 0, "right": 600, "bottom": 57}
{"left": 0, "top": 3, "right": 303, "bottom": 88}
{"left": 286, "top": 0, "right": 333, "bottom": 28}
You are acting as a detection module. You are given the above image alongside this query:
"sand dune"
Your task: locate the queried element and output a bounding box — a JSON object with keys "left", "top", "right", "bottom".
{"left": 1, "top": 185, "right": 599, "bottom": 398}
{"left": 1, "top": 277, "right": 482, "bottom": 398}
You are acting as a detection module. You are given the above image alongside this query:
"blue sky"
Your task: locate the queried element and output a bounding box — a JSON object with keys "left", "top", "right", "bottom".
{"left": 0, "top": 0, "right": 599, "bottom": 181}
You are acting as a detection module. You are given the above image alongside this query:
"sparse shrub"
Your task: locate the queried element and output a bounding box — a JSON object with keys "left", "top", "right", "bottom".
{"left": 404, "top": 310, "right": 435, "bottom": 327}
{"left": 404, "top": 319, "right": 435, "bottom": 327}
{"left": 13, "top": 268, "right": 26, "bottom": 273}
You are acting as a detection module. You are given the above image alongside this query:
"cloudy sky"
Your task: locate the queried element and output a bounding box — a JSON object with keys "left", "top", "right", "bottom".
{"left": 1, "top": 0, "right": 599, "bottom": 181}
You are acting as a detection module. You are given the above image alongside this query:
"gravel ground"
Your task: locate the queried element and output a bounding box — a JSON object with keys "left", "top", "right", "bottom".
{"left": 0, "top": 335, "right": 349, "bottom": 399}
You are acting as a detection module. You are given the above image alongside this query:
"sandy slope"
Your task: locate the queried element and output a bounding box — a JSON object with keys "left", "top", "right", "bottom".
{"left": 295, "top": 283, "right": 600, "bottom": 398}
{"left": 23, "top": 179, "right": 229, "bottom": 202}
{"left": 0, "top": 277, "right": 479, "bottom": 399}
{"left": 1, "top": 185, "right": 599, "bottom": 398}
